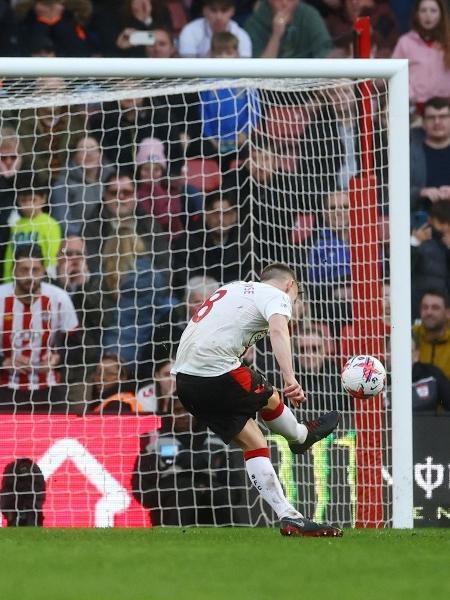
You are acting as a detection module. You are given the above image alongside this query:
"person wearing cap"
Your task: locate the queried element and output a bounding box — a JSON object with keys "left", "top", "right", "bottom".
{"left": 136, "top": 137, "right": 185, "bottom": 241}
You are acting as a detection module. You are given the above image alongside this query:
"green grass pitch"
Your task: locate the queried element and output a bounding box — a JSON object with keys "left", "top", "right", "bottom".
{"left": 0, "top": 528, "right": 449, "bottom": 600}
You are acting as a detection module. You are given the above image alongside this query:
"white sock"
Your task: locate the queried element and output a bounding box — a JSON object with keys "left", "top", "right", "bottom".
{"left": 245, "top": 455, "right": 303, "bottom": 520}
{"left": 261, "top": 402, "right": 308, "bottom": 443}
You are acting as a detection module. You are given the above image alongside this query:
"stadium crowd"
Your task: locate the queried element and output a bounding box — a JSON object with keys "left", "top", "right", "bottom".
{"left": 0, "top": 0, "right": 449, "bottom": 525}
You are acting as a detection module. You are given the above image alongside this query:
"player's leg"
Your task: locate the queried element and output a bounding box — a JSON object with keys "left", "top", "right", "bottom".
{"left": 233, "top": 418, "right": 303, "bottom": 520}
{"left": 234, "top": 419, "right": 343, "bottom": 537}
{"left": 260, "top": 390, "right": 341, "bottom": 455}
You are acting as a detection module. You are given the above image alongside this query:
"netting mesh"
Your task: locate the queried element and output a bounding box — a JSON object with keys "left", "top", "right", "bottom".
{"left": 0, "top": 75, "right": 390, "bottom": 528}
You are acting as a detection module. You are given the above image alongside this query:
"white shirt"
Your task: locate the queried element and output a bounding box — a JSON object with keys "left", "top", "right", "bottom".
{"left": 178, "top": 18, "right": 252, "bottom": 58}
{"left": 172, "top": 281, "right": 292, "bottom": 377}
{"left": 0, "top": 282, "right": 78, "bottom": 390}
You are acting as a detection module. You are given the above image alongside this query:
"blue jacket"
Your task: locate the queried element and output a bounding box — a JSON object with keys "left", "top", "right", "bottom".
{"left": 200, "top": 87, "right": 259, "bottom": 141}
{"left": 308, "top": 229, "right": 351, "bottom": 284}
{"left": 103, "top": 256, "right": 174, "bottom": 365}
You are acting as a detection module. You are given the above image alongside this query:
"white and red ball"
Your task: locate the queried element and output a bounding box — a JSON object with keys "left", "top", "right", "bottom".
{"left": 341, "top": 355, "right": 386, "bottom": 399}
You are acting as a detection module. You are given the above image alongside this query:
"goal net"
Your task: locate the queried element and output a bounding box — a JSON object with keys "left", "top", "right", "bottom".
{"left": 0, "top": 64, "right": 408, "bottom": 528}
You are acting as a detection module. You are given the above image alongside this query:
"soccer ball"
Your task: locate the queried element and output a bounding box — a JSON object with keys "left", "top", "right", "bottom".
{"left": 341, "top": 355, "right": 386, "bottom": 399}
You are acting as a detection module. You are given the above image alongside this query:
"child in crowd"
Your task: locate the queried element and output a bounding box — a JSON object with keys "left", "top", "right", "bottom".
{"left": 200, "top": 32, "right": 259, "bottom": 169}
{"left": 3, "top": 174, "right": 61, "bottom": 281}
{"left": 179, "top": 0, "right": 252, "bottom": 58}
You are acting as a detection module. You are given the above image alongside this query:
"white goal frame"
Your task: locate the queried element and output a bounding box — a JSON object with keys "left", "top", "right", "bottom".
{"left": 0, "top": 57, "right": 412, "bottom": 528}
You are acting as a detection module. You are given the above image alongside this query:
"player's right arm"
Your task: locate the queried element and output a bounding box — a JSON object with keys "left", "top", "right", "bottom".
{"left": 268, "top": 314, "right": 305, "bottom": 406}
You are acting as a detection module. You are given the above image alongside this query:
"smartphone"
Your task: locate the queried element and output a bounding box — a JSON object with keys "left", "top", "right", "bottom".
{"left": 128, "top": 31, "right": 155, "bottom": 46}
{"left": 412, "top": 211, "right": 429, "bottom": 229}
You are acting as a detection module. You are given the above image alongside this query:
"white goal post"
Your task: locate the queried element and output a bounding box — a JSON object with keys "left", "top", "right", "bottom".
{"left": 0, "top": 57, "right": 412, "bottom": 529}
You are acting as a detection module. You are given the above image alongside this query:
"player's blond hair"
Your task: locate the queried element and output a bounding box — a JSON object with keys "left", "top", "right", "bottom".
{"left": 260, "top": 263, "right": 297, "bottom": 283}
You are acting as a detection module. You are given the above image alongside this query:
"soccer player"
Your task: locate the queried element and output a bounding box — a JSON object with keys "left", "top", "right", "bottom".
{"left": 172, "top": 263, "right": 343, "bottom": 537}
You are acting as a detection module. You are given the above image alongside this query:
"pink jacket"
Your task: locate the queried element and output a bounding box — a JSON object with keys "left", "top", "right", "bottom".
{"left": 392, "top": 31, "right": 450, "bottom": 103}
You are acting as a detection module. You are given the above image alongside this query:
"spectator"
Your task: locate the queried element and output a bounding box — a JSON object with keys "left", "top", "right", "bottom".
{"left": 17, "top": 77, "right": 87, "bottom": 186}
{"left": 88, "top": 352, "right": 137, "bottom": 413}
{"left": 3, "top": 173, "right": 61, "bottom": 282}
{"left": 298, "top": 83, "right": 358, "bottom": 196}
{"left": 166, "top": 160, "right": 204, "bottom": 233}
{"left": 100, "top": 223, "right": 174, "bottom": 369}
{"left": 89, "top": 96, "right": 182, "bottom": 169}
{"left": 185, "top": 275, "right": 220, "bottom": 321}
{"left": 412, "top": 289, "right": 450, "bottom": 379}
{"left": 325, "top": 1, "right": 400, "bottom": 58}
{"left": 392, "top": 0, "right": 450, "bottom": 106}
{"left": 144, "top": 26, "right": 177, "bottom": 58}
{"left": 412, "top": 331, "right": 450, "bottom": 412}
{"left": 198, "top": 32, "right": 259, "bottom": 170}
{"left": 84, "top": 171, "right": 169, "bottom": 276}
{"left": 95, "top": 0, "right": 172, "bottom": 58}
{"left": 0, "top": 458, "right": 46, "bottom": 527}
{"left": 179, "top": 0, "right": 252, "bottom": 58}
{"left": 132, "top": 397, "right": 242, "bottom": 526}
{"left": 308, "top": 191, "right": 351, "bottom": 287}
{"left": 410, "top": 97, "right": 450, "bottom": 211}
{"left": 0, "top": 127, "right": 24, "bottom": 268}
{"left": 171, "top": 191, "right": 251, "bottom": 290}
{"left": 50, "top": 135, "right": 116, "bottom": 237}
{"left": 411, "top": 200, "right": 450, "bottom": 317}
{"left": 0, "top": 243, "right": 79, "bottom": 412}
{"left": 0, "top": 0, "right": 19, "bottom": 56}
{"left": 136, "top": 137, "right": 185, "bottom": 241}
{"left": 244, "top": 0, "right": 332, "bottom": 58}
{"left": 54, "top": 235, "right": 102, "bottom": 409}
{"left": 294, "top": 325, "right": 351, "bottom": 411}
{"left": 18, "top": 0, "right": 92, "bottom": 57}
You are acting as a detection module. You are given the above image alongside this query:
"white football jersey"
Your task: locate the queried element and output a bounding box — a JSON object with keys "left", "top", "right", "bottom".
{"left": 0, "top": 282, "right": 78, "bottom": 390}
{"left": 172, "top": 281, "right": 292, "bottom": 377}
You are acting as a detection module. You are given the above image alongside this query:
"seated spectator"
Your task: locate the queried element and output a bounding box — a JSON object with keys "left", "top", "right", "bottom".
{"left": 89, "top": 95, "right": 182, "bottom": 169}
{"left": 0, "top": 127, "right": 24, "bottom": 267}
{"left": 17, "top": 0, "right": 93, "bottom": 57}
{"left": 171, "top": 191, "right": 251, "bottom": 290}
{"left": 185, "top": 275, "right": 220, "bottom": 322}
{"left": 95, "top": 0, "right": 172, "bottom": 58}
{"left": 412, "top": 289, "right": 450, "bottom": 379}
{"left": 294, "top": 324, "right": 351, "bottom": 412}
{"left": 17, "top": 77, "right": 87, "bottom": 186}
{"left": 410, "top": 97, "right": 450, "bottom": 211}
{"left": 54, "top": 235, "right": 102, "bottom": 409}
{"left": 299, "top": 83, "right": 357, "bottom": 197}
{"left": 3, "top": 173, "right": 61, "bottom": 282}
{"left": 244, "top": 0, "right": 332, "bottom": 58}
{"left": 144, "top": 26, "right": 177, "bottom": 58}
{"left": 136, "top": 137, "right": 184, "bottom": 240}
{"left": 0, "top": 243, "right": 79, "bottom": 412}
{"left": 412, "top": 331, "right": 450, "bottom": 412}
{"left": 0, "top": 0, "right": 19, "bottom": 56}
{"left": 179, "top": 0, "right": 251, "bottom": 58}
{"left": 167, "top": 160, "right": 204, "bottom": 233}
{"left": 392, "top": 0, "right": 450, "bottom": 107}
{"left": 199, "top": 32, "right": 259, "bottom": 170}
{"left": 411, "top": 200, "right": 450, "bottom": 317}
{"left": 325, "top": 0, "right": 400, "bottom": 58}
{"left": 50, "top": 135, "right": 116, "bottom": 237}
{"left": 88, "top": 353, "right": 137, "bottom": 413}
{"left": 100, "top": 224, "right": 174, "bottom": 369}
{"left": 84, "top": 171, "right": 169, "bottom": 277}
{"left": 132, "top": 396, "right": 241, "bottom": 526}
{"left": 308, "top": 191, "right": 351, "bottom": 287}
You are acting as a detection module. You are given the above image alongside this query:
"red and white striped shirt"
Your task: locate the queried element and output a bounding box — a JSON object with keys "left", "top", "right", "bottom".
{"left": 0, "top": 282, "right": 78, "bottom": 390}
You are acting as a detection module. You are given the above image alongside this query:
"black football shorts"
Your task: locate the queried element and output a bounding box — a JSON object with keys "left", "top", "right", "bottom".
{"left": 176, "top": 365, "right": 274, "bottom": 444}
